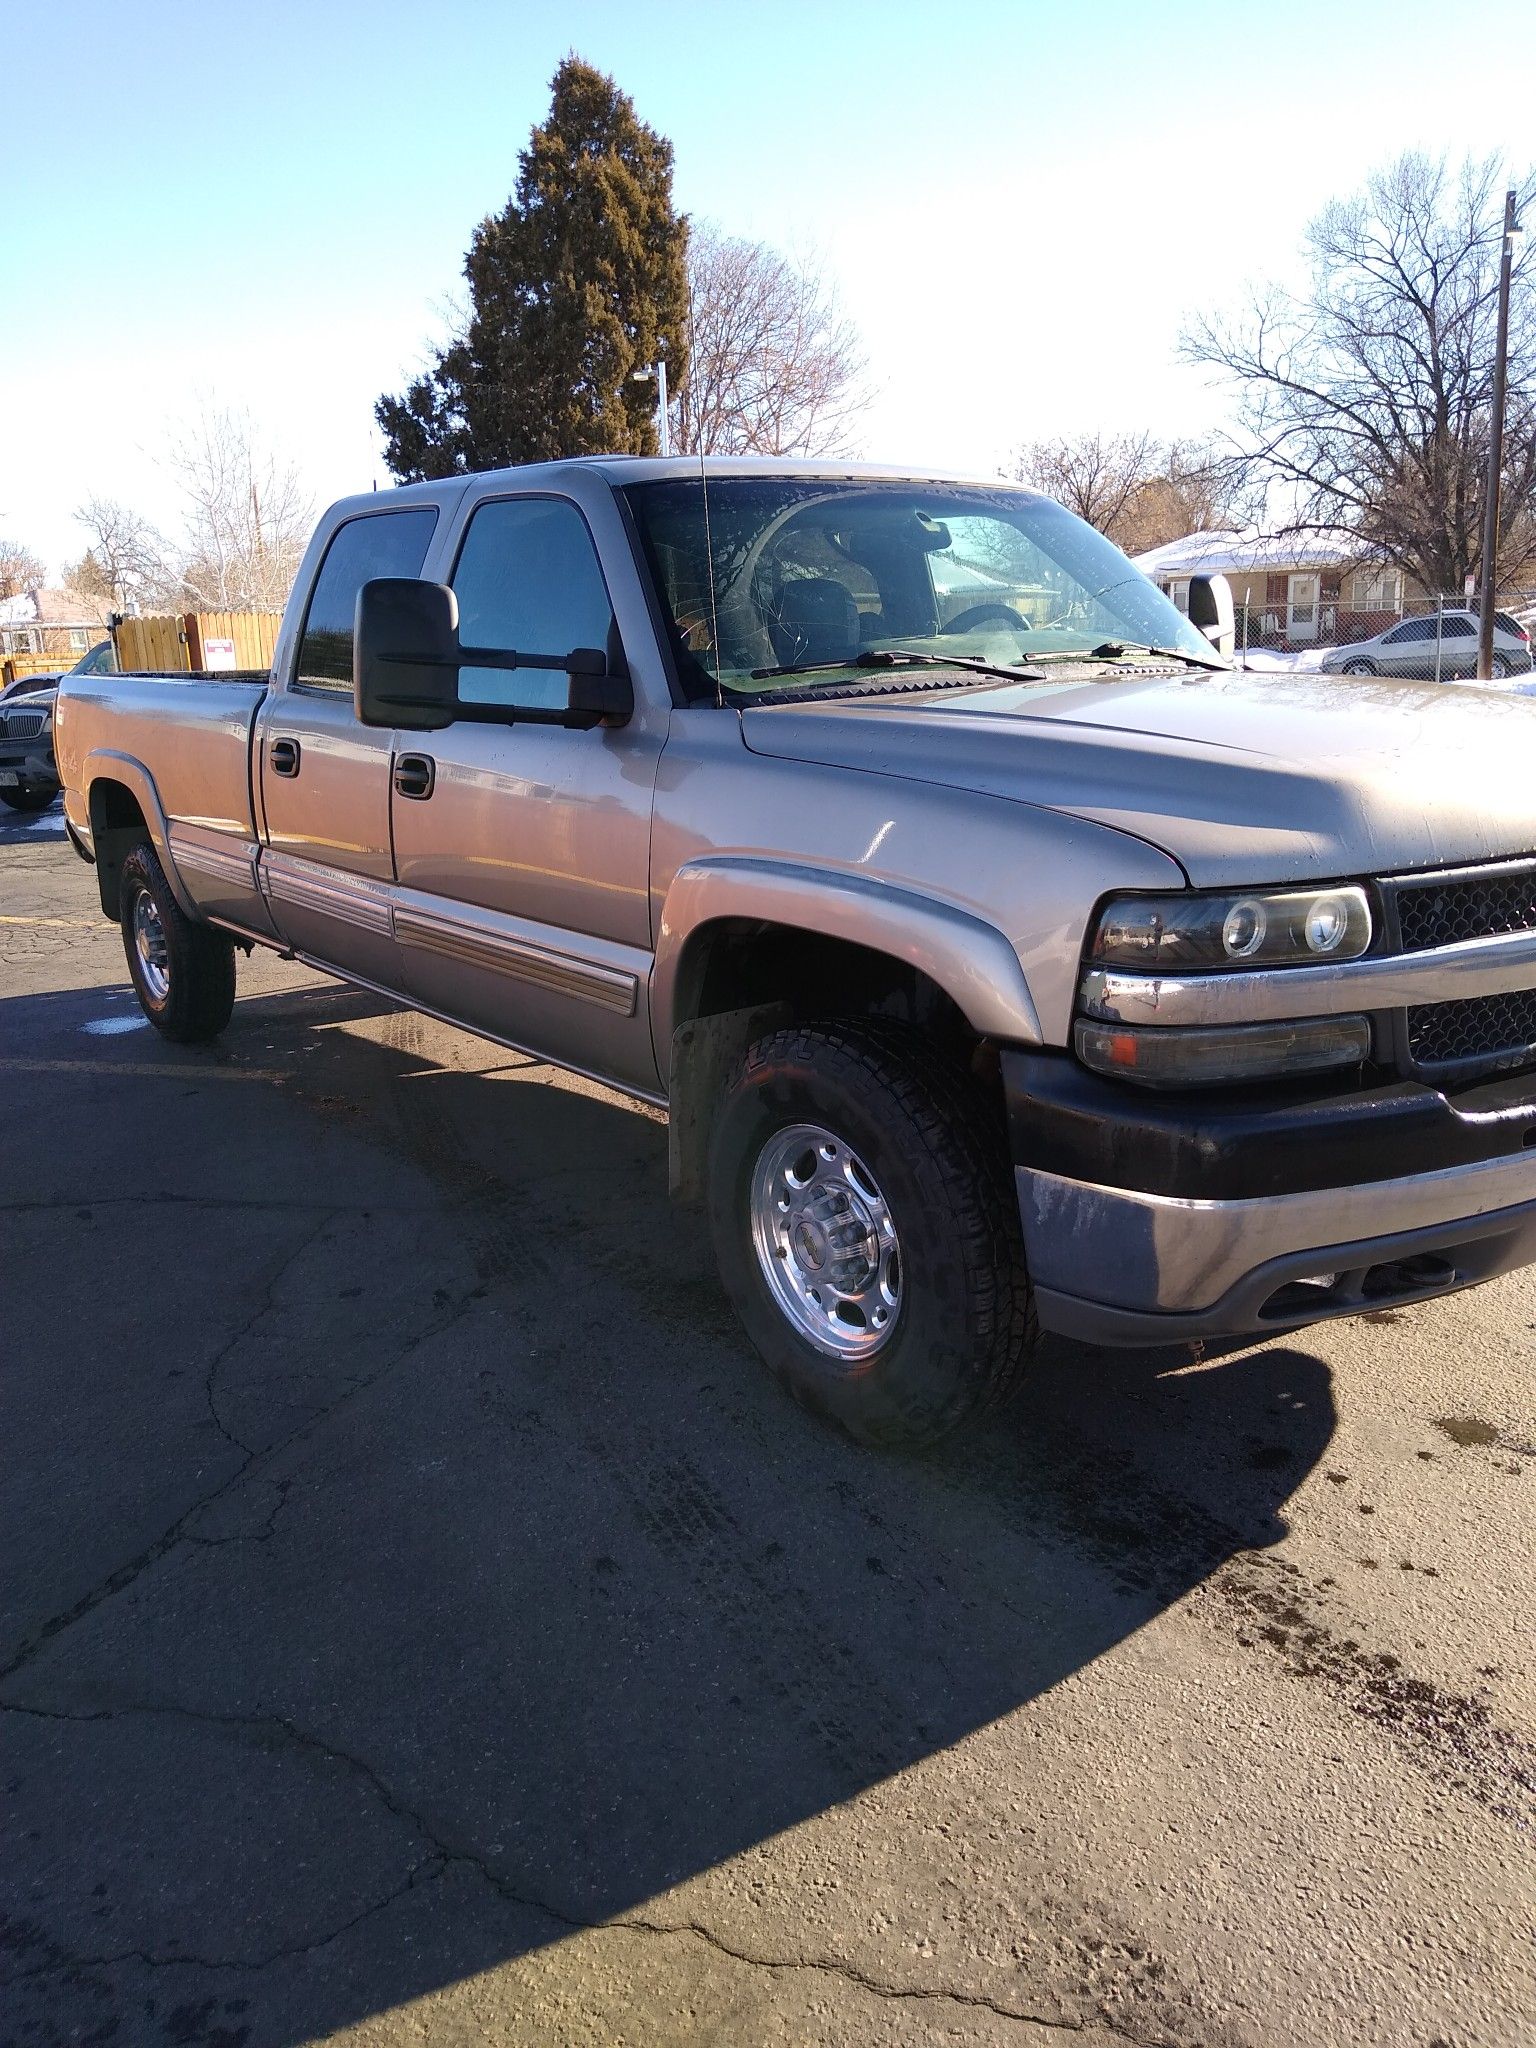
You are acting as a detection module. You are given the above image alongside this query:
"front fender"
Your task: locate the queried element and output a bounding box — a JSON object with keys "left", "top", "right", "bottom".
{"left": 652, "top": 855, "right": 1044, "bottom": 1068}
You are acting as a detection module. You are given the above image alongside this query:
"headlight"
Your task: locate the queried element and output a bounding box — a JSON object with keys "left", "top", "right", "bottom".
{"left": 1089, "top": 885, "right": 1373, "bottom": 971}
{"left": 1075, "top": 1015, "right": 1372, "bottom": 1088}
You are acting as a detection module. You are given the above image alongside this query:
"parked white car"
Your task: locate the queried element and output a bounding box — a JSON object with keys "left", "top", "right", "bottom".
{"left": 1320, "top": 609, "right": 1533, "bottom": 681}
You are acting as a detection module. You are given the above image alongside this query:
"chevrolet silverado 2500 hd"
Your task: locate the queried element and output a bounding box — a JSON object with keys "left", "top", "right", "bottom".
{"left": 54, "top": 459, "right": 1536, "bottom": 1444}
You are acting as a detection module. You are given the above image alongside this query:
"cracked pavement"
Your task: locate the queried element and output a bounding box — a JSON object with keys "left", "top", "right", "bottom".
{"left": 1, "top": 809, "right": 1533, "bottom": 2047}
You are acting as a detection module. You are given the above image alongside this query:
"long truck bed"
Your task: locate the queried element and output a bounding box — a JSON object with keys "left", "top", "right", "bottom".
{"left": 53, "top": 668, "right": 276, "bottom": 938}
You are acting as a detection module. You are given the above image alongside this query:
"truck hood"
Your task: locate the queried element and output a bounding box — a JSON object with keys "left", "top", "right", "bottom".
{"left": 739, "top": 668, "right": 1536, "bottom": 885}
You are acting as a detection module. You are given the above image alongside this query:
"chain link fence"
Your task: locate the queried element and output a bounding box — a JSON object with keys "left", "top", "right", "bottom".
{"left": 1232, "top": 589, "right": 1536, "bottom": 682}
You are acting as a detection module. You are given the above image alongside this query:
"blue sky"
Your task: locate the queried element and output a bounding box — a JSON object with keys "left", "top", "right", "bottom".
{"left": 7, "top": 0, "right": 1533, "bottom": 571}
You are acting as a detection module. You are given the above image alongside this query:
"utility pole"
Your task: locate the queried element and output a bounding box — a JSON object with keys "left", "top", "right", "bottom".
{"left": 1477, "top": 189, "right": 1522, "bottom": 680}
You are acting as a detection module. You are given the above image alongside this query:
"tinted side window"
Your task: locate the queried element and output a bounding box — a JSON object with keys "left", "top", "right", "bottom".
{"left": 1439, "top": 617, "right": 1475, "bottom": 638}
{"left": 1387, "top": 620, "right": 1430, "bottom": 644}
{"left": 452, "top": 497, "right": 615, "bottom": 709}
{"left": 296, "top": 509, "right": 439, "bottom": 689}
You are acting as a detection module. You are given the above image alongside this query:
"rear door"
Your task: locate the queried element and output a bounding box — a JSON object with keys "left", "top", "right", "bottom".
{"left": 389, "top": 491, "right": 666, "bottom": 1096}
{"left": 256, "top": 506, "right": 439, "bottom": 987}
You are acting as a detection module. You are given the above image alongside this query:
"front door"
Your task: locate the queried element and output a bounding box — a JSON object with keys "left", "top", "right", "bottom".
{"left": 389, "top": 493, "right": 665, "bottom": 1096}
{"left": 1287, "top": 573, "right": 1320, "bottom": 643}
{"left": 258, "top": 506, "right": 439, "bottom": 987}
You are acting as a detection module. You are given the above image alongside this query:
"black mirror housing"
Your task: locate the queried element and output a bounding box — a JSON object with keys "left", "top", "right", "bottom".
{"left": 354, "top": 578, "right": 634, "bottom": 731}
{"left": 355, "top": 580, "right": 459, "bottom": 730}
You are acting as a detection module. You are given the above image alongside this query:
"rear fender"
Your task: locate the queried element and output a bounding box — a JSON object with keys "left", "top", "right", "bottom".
{"left": 84, "top": 750, "right": 197, "bottom": 922}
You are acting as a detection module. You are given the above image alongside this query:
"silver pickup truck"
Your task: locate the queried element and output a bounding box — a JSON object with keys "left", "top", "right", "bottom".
{"left": 55, "top": 459, "right": 1536, "bottom": 1445}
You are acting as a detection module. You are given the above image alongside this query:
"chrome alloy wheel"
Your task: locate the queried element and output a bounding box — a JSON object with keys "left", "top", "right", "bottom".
{"left": 749, "top": 1123, "right": 902, "bottom": 1361}
{"left": 132, "top": 887, "right": 171, "bottom": 1003}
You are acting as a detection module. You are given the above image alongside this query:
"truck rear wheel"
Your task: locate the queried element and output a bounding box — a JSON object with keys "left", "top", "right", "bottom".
{"left": 707, "top": 1022, "right": 1035, "bottom": 1447}
{"left": 118, "top": 841, "right": 236, "bottom": 1043}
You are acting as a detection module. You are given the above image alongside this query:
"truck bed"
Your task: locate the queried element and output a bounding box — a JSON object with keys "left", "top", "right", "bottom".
{"left": 55, "top": 667, "right": 272, "bottom": 853}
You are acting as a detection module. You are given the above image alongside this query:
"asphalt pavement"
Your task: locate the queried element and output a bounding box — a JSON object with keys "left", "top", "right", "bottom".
{"left": 2, "top": 800, "right": 1533, "bottom": 2048}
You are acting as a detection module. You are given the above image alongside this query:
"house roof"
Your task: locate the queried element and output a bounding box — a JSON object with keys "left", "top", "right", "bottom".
{"left": 1132, "top": 528, "right": 1380, "bottom": 579}
{"left": 0, "top": 585, "right": 110, "bottom": 627}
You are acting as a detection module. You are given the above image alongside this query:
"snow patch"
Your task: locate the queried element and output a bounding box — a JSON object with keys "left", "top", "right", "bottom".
{"left": 1239, "top": 646, "right": 1335, "bottom": 673}
{"left": 81, "top": 1015, "right": 148, "bottom": 1036}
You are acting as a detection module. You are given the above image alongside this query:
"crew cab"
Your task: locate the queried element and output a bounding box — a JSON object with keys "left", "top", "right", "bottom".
{"left": 54, "top": 460, "right": 1536, "bottom": 1445}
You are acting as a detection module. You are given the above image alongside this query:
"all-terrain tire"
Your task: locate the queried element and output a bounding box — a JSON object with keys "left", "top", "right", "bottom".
{"left": 707, "top": 1021, "right": 1036, "bottom": 1448}
{"left": 118, "top": 840, "right": 236, "bottom": 1043}
{"left": 0, "top": 781, "right": 57, "bottom": 812}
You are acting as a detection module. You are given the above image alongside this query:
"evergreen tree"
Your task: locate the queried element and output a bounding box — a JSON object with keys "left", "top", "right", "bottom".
{"left": 378, "top": 59, "right": 688, "bottom": 478}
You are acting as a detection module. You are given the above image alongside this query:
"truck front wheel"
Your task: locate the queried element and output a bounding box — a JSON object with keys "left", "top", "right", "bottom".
{"left": 118, "top": 841, "right": 236, "bottom": 1043}
{"left": 707, "top": 1023, "right": 1036, "bottom": 1447}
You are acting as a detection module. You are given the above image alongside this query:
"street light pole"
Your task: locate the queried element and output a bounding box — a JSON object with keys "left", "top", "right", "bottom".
{"left": 1477, "top": 189, "right": 1521, "bottom": 681}
{"left": 631, "top": 356, "right": 671, "bottom": 458}
{"left": 656, "top": 354, "right": 670, "bottom": 458}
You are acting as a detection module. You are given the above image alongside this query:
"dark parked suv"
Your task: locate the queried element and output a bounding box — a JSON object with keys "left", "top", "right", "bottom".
{"left": 0, "top": 640, "right": 115, "bottom": 811}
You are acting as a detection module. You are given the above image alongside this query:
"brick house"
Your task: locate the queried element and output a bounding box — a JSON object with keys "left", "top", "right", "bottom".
{"left": 0, "top": 586, "right": 112, "bottom": 662}
{"left": 1132, "top": 530, "right": 1415, "bottom": 650}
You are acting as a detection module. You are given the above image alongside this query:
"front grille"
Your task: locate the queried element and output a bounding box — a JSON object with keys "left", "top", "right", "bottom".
{"left": 1396, "top": 862, "right": 1536, "bottom": 952}
{"left": 1406, "top": 988, "right": 1536, "bottom": 1077}
{"left": 1, "top": 709, "right": 47, "bottom": 740}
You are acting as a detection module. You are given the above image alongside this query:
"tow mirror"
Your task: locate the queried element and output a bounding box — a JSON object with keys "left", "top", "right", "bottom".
{"left": 1187, "top": 572, "right": 1236, "bottom": 662}
{"left": 355, "top": 578, "right": 633, "bottom": 731}
{"left": 355, "top": 579, "right": 459, "bottom": 730}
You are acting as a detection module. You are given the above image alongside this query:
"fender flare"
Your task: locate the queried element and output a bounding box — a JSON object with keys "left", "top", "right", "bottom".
{"left": 82, "top": 749, "right": 198, "bottom": 920}
{"left": 651, "top": 855, "right": 1043, "bottom": 1072}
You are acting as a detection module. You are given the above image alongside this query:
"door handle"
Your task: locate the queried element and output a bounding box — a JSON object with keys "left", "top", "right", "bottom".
{"left": 269, "top": 736, "right": 301, "bottom": 778}
{"left": 394, "top": 752, "right": 436, "bottom": 800}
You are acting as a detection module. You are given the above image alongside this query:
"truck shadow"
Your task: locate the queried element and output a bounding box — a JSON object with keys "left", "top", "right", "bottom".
{"left": 1, "top": 979, "right": 1337, "bottom": 2044}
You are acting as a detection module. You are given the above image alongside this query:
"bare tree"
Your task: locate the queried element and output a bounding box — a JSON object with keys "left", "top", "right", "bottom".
{"left": 673, "top": 225, "right": 869, "bottom": 457}
{"left": 1114, "top": 440, "right": 1261, "bottom": 555}
{"left": 72, "top": 498, "right": 176, "bottom": 613}
{"left": 164, "top": 407, "right": 314, "bottom": 612}
{"left": 1014, "top": 432, "right": 1255, "bottom": 552}
{"left": 0, "top": 537, "right": 47, "bottom": 600}
{"left": 1014, "top": 431, "right": 1158, "bottom": 537}
{"left": 1183, "top": 152, "right": 1536, "bottom": 593}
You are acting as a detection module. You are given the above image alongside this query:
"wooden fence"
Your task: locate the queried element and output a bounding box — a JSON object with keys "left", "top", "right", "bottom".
{"left": 1, "top": 652, "right": 73, "bottom": 688}
{"left": 113, "top": 611, "right": 282, "bottom": 674}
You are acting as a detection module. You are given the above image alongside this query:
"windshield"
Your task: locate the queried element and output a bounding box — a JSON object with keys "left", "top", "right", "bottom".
{"left": 621, "top": 476, "right": 1220, "bottom": 699}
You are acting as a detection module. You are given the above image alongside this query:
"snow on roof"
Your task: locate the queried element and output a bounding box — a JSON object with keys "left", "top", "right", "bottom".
{"left": 1132, "top": 527, "right": 1377, "bottom": 578}
{"left": 0, "top": 586, "right": 110, "bottom": 626}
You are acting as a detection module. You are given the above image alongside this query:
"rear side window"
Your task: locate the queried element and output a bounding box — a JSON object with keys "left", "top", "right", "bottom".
{"left": 451, "top": 497, "right": 615, "bottom": 710}
{"left": 295, "top": 508, "right": 439, "bottom": 689}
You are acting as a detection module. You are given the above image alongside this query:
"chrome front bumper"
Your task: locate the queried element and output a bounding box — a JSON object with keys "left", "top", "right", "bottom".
{"left": 1018, "top": 1151, "right": 1536, "bottom": 1346}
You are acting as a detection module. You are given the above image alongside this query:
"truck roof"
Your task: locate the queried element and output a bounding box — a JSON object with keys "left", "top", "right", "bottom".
{"left": 325, "top": 456, "right": 1028, "bottom": 525}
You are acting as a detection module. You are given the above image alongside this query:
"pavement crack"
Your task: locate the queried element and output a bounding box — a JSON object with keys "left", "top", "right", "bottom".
{"left": 1, "top": 1853, "right": 446, "bottom": 1981}
{"left": 3, "top": 1698, "right": 1178, "bottom": 2045}
{"left": 202, "top": 1213, "right": 339, "bottom": 1459}
{"left": 0, "top": 1278, "right": 490, "bottom": 1685}
{"left": 586, "top": 1911, "right": 1157, "bottom": 2040}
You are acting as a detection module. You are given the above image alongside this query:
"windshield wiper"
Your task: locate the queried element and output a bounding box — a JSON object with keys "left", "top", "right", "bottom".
{"left": 748, "top": 648, "right": 1045, "bottom": 684}
{"left": 1026, "top": 640, "right": 1226, "bottom": 672}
